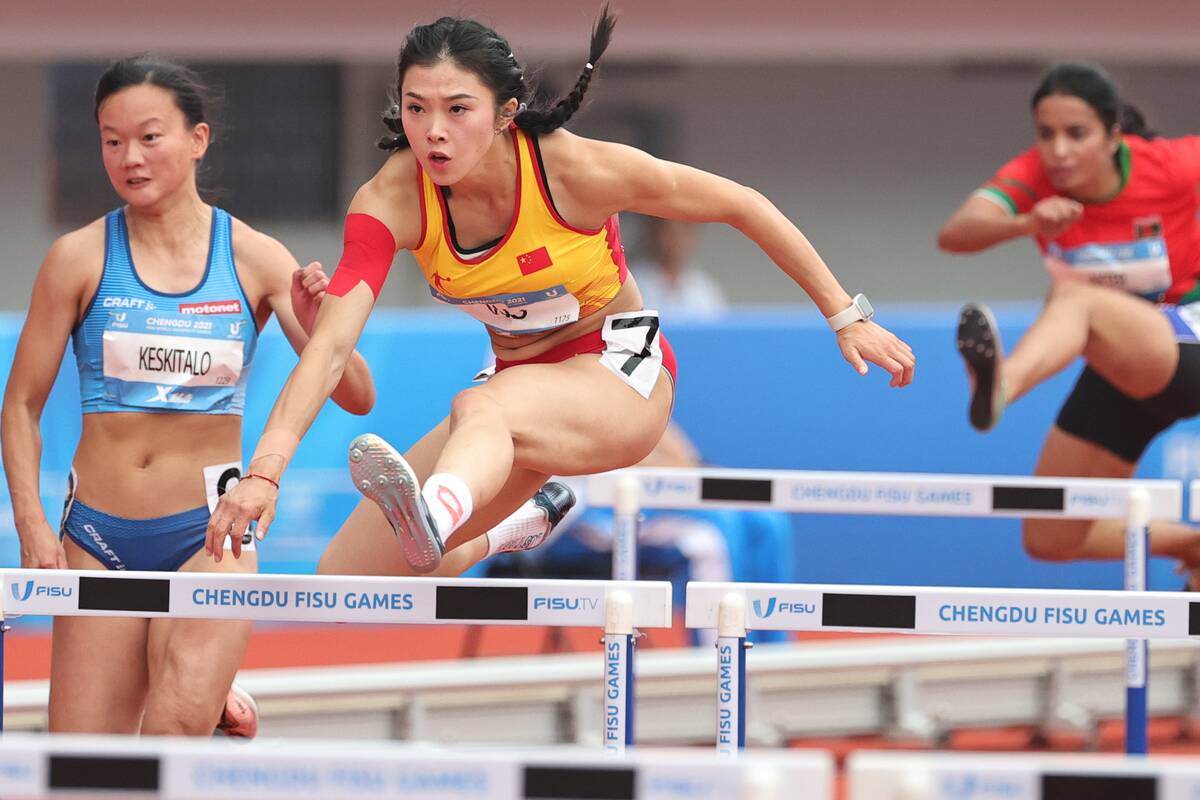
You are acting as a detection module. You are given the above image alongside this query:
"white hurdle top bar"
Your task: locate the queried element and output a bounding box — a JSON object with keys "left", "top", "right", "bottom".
{"left": 0, "top": 570, "right": 674, "bottom": 628}
{"left": 590, "top": 467, "right": 1181, "bottom": 519}
{"left": 0, "top": 735, "right": 833, "bottom": 799}
{"left": 849, "top": 750, "right": 1200, "bottom": 800}
{"left": 686, "top": 581, "right": 1200, "bottom": 639}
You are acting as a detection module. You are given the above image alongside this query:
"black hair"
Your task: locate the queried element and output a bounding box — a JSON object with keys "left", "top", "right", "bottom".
{"left": 1031, "top": 62, "right": 1156, "bottom": 140}
{"left": 378, "top": 4, "right": 617, "bottom": 151}
{"left": 94, "top": 55, "right": 216, "bottom": 133}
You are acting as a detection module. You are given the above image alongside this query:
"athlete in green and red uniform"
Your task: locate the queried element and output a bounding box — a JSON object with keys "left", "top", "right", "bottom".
{"left": 940, "top": 62, "right": 1200, "bottom": 581}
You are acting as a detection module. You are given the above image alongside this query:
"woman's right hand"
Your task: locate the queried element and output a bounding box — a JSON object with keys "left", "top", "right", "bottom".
{"left": 205, "top": 474, "right": 278, "bottom": 562}
{"left": 20, "top": 521, "right": 67, "bottom": 569}
{"left": 1024, "top": 197, "right": 1084, "bottom": 239}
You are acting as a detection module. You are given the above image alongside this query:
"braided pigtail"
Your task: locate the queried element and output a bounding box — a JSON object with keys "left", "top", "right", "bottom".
{"left": 516, "top": 4, "right": 616, "bottom": 135}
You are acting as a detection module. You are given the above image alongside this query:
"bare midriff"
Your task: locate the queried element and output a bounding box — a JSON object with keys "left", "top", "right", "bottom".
{"left": 72, "top": 413, "right": 242, "bottom": 518}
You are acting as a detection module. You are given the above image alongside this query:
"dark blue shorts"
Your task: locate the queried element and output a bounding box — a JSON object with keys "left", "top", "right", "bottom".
{"left": 61, "top": 498, "right": 211, "bottom": 572}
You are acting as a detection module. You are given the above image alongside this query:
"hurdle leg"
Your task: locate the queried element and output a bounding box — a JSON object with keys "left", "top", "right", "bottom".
{"left": 603, "top": 590, "right": 635, "bottom": 753}
{"left": 612, "top": 474, "right": 641, "bottom": 582}
{"left": 716, "top": 593, "right": 747, "bottom": 756}
{"left": 1125, "top": 488, "right": 1151, "bottom": 755}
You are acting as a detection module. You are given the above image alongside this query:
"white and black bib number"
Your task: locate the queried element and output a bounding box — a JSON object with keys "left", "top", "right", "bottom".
{"left": 600, "top": 311, "right": 664, "bottom": 399}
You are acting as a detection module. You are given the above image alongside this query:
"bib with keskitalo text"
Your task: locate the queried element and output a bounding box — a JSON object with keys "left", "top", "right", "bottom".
{"left": 101, "top": 309, "right": 246, "bottom": 411}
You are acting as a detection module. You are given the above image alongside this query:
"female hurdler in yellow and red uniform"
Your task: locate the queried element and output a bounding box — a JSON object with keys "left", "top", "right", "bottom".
{"left": 207, "top": 7, "right": 915, "bottom": 577}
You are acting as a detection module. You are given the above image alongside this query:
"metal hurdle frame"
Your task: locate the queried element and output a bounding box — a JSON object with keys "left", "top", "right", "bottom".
{"left": 688, "top": 581, "right": 1200, "bottom": 757}
{"left": 588, "top": 468, "right": 1183, "bottom": 756}
{"left": 0, "top": 570, "right": 673, "bottom": 753}
{"left": 848, "top": 749, "right": 1200, "bottom": 800}
{"left": 0, "top": 734, "right": 835, "bottom": 800}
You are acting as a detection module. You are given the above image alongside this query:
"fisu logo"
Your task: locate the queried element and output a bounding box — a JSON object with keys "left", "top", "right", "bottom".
{"left": 752, "top": 597, "right": 777, "bottom": 619}
{"left": 11, "top": 581, "right": 33, "bottom": 602}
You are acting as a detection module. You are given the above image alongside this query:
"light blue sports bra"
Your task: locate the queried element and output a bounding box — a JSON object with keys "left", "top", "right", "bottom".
{"left": 73, "top": 207, "right": 258, "bottom": 415}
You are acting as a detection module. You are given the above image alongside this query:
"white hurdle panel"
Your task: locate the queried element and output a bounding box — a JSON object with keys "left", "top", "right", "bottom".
{"left": 687, "top": 581, "right": 1200, "bottom": 756}
{"left": 0, "top": 734, "right": 834, "bottom": 800}
{"left": 687, "top": 582, "right": 1200, "bottom": 639}
{"left": 849, "top": 750, "right": 1200, "bottom": 800}
{"left": 0, "top": 570, "right": 673, "bottom": 753}
{"left": 589, "top": 467, "right": 1181, "bottom": 519}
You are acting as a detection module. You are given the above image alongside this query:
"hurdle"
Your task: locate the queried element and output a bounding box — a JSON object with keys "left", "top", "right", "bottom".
{"left": 0, "top": 570, "right": 673, "bottom": 753}
{"left": 0, "top": 734, "right": 834, "bottom": 799}
{"left": 688, "top": 581, "right": 1200, "bottom": 756}
{"left": 589, "top": 468, "right": 1179, "bottom": 756}
{"left": 848, "top": 750, "right": 1200, "bottom": 800}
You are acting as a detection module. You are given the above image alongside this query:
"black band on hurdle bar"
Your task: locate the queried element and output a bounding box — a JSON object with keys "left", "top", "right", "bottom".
{"left": 1189, "top": 602, "right": 1200, "bottom": 636}
{"left": 1041, "top": 774, "right": 1155, "bottom": 800}
{"left": 49, "top": 755, "right": 160, "bottom": 790}
{"left": 822, "top": 592, "right": 916, "bottom": 629}
{"left": 78, "top": 577, "right": 170, "bottom": 613}
{"left": 991, "top": 486, "right": 1065, "bottom": 512}
{"left": 700, "top": 477, "right": 772, "bottom": 503}
{"left": 524, "top": 766, "right": 636, "bottom": 799}
{"left": 436, "top": 585, "right": 528, "bottom": 620}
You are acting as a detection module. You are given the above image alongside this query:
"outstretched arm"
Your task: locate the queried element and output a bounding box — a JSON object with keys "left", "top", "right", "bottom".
{"left": 206, "top": 158, "right": 420, "bottom": 558}
{"left": 569, "top": 137, "right": 915, "bottom": 386}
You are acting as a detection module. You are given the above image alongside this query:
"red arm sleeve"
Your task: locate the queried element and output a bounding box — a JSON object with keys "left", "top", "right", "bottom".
{"left": 327, "top": 213, "right": 397, "bottom": 299}
{"left": 974, "top": 149, "right": 1047, "bottom": 215}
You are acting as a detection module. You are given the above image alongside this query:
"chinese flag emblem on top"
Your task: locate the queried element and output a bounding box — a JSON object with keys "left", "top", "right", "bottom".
{"left": 516, "top": 246, "right": 553, "bottom": 275}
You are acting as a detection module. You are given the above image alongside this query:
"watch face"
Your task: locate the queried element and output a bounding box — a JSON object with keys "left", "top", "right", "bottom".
{"left": 856, "top": 294, "right": 874, "bottom": 319}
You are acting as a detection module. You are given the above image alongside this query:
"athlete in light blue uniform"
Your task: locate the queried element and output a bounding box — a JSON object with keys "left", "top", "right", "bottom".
{"left": 1, "top": 56, "right": 375, "bottom": 737}
{"left": 62, "top": 206, "right": 262, "bottom": 571}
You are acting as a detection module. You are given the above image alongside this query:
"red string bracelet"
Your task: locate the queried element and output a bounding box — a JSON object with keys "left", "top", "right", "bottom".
{"left": 245, "top": 473, "right": 280, "bottom": 491}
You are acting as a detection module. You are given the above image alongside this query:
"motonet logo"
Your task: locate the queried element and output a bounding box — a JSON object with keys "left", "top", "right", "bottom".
{"left": 752, "top": 597, "right": 815, "bottom": 619}
{"left": 179, "top": 300, "right": 242, "bottom": 315}
{"left": 11, "top": 581, "right": 73, "bottom": 601}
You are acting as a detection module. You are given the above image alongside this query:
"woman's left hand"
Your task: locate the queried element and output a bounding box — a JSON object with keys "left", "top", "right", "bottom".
{"left": 291, "top": 262, "right": 330, "bottom": 335}
{"left": 837, "top": 321, "right": 916, "bottom": 388}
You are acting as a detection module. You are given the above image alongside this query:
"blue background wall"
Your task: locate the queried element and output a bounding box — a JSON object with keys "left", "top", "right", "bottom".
{"left": 1, "top": 303, "right": 1195, "bottom": 592}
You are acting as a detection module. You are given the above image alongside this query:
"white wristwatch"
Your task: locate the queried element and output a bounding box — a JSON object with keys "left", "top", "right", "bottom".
{"left": 826, "top": 293, "right": 874, "bottom": 332}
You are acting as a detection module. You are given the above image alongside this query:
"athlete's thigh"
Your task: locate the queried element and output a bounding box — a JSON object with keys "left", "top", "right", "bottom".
{"left": 145, "top": 547, "right": 256, "bottom": 706}
{"left": 1023, "top": 424, "right": 1136, "bottom": 549}
{"left": 480, "top": 355, "right": 674, "bottom": 475}
{"left": 1077, "top": 285, "right": 1177, "bottom": 397}
{"left": 48, "top": 538, "right": 149, "bottom": 733}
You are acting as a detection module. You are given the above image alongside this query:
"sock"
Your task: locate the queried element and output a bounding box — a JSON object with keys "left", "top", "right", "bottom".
{"left": 485, "top": 499, "right": 553, "bottom": 557}
{"left": 421, "top": 472, "right": 474, "bottom": 540}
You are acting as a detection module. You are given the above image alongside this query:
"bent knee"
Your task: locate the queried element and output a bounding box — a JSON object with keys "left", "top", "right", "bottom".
{"left": 449, "top": 387, "right": 506, "bottom": 425}
{"left": 1021, "top": 520, "right": 1088, "bottom": 562}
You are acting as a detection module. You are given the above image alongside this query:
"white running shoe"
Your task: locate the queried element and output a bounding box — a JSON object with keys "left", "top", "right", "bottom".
{"left": 348, "top": 433, "right": 444, "bottom": 573}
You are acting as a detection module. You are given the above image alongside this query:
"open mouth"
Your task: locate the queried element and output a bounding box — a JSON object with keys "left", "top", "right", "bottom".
{"left": 428, "top": 152, "right": 451, "bottom": 167}
{"left": 127, "top": 177, "right": 151, "bottom": 187}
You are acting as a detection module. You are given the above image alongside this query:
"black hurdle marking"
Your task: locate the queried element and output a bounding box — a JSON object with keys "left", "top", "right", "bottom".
{"left": 1041, "top": 774, "right": 1155, "bottom": 800}
{"left": 49, "top": 755, "right": 160, "bottom": 790}
{"left": 436, "top": 585, "right": 529, "bottom": 621}
{"left": 822, "top": 593, "right": 916, "bottom": 629}
{"left": 524, "top": 766, "right": 636, "bottom": 799}
{"left": 1189, "top": 602, "right": 1200, "bottom": 636}
{"left": 78, "top": 577, "right": 170, "bottom": 613}
{"left": 700, "top": 477, "right": 772, "bottom": 503}
{"left": 991, "top": 486, "right": 1065, "bottom": 512}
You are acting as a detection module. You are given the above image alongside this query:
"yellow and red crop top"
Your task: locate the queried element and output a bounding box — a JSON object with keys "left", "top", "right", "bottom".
{"left": 411, "top": 128, "right": 629, "bottom": 337}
